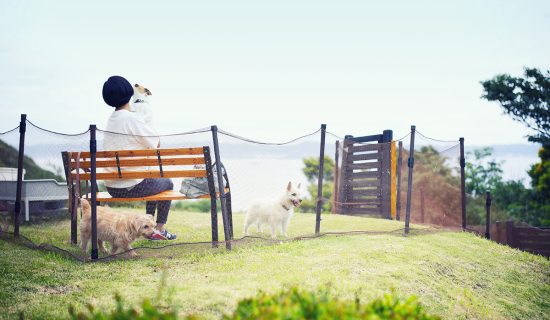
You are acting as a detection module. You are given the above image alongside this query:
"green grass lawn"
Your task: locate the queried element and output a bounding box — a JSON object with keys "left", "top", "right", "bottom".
{"left": 0, "top": 209, "right": 549, "bottom": 319}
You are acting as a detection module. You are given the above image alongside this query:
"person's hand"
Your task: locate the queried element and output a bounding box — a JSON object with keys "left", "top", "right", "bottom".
{"left": 134, "top": 84, "right": 152, "bottom": 96}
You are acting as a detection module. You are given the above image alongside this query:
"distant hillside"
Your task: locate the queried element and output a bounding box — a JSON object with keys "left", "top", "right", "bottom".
{"left": 0, "top": 139, "right": 64, "bottom": 181}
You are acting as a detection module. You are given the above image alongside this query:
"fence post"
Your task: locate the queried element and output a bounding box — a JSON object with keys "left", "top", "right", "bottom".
{"left": 404, "top": 125, "right": 416, "bottom": 235}
{"left": 89, "top": 125, "right": 98, "bottom": 260}
{"left": 333, "top": 140, "right": 340, "bottom": 214}
{"left": 460, "top": 137, "right": 466, "bottom": 231}
{"left": 211, "top": 125, "right": 232, "bottom": 250}
{"left": 485, "top": 191, "right": 491, "bottom": 239}
{"left": 380, "top": 130, "right": 393, "bottom": 219}
{"left": 338, "top": 135, "right": 353, "bottom": 213}
{"left": 315, "top": 124, "right": 327, "bottom": 235}
{"left": 14, "top": 114, "right": 27, "bottom": 238}
{"left": 396, "top": 141, "right": 403, "bottom": 221}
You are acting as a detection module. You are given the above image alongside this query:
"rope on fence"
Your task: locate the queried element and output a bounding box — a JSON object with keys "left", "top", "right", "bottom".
{"left": 217, "top": 128, "right": 321, "bottom": 145}
{"left": 0, "top": 226, "right": 440, "bottom": 263}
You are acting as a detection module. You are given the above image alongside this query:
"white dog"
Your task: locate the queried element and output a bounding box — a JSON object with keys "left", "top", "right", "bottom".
{"left": 244, "top": 182, "right": 302, "bottom": 238}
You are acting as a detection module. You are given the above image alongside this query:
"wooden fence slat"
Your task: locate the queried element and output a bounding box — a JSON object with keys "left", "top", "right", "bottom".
{"left": 349, "top": 179, "right": 380, "bottom": 188}
{"left": 346, "top": 162, "right": 379, "bottom": 170}
{"left": 342, "top": 208, "right": 382, "bottom": 215}
{"left": 523, "top": 249, "right": 550, "bottom": 256}
{"left": 349, "top": 144, "right": 381, "bottom": 153}
{"left": 516, "top": 242, "right": 550, "bottom": 250}
{"left": 348, "top": 153, "right": 379, "bottom": 162}
{"left": 345, "top": 201, "right": 381, "bottom": 209}
{"left": 349, "top": 189, "right": 380, "bottom": 197}
{"left": 347, "top": 171, "right": 379, "bottom": 179}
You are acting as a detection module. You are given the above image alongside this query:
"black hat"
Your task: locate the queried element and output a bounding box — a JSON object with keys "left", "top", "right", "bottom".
{"left": 102, "top": 76, "right": 133, "bottom": 108}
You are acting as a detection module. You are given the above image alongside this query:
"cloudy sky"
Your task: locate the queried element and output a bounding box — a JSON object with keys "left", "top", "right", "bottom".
{"left": 0, "top": 0, "right": 548, "bottom": 146}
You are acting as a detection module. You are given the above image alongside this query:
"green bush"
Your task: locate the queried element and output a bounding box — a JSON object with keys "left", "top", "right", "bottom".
{"left": 225, "top": 287, "right": 440, "bottom": 320}
{"left": 69, "top": 288, "right": 439, "bottom": 320}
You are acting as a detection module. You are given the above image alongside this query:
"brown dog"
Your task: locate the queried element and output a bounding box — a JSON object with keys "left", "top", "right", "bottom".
{"left": 79, "top": 199, "right": 155, "bottom": 257}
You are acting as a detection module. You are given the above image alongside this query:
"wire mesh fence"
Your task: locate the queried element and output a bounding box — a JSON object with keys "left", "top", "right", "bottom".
{"left": 1, "top": 119, "right": 475, "bottom": 262}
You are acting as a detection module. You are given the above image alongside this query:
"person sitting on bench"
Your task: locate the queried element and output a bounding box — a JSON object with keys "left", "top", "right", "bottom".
{"left": 101, "top": 75, "right": 176, "bottom": 240}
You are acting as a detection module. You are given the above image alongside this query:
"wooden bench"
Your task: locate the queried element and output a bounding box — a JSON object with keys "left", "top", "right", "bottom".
{"left": 61, "top": 146, "right": 233, "bottom": 248}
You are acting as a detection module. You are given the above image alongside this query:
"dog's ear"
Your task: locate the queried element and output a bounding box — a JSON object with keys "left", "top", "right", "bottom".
{"left": 297, "top": 182, "right": 301, "bottom": 189}
{"left": 287, "top": 181, "right": 292, "bottom": 191}
{"left": 131, "top": 219, "right": 141, "bottom": 235}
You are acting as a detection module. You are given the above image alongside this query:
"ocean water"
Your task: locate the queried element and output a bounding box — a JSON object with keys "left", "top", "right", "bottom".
{"left": 24, "top": 154, "right": 537, "bottom": 212}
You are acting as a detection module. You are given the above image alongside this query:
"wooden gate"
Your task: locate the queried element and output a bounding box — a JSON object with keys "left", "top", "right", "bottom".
{"left": 334, "top": 130, "right": 394, "bottom": 218}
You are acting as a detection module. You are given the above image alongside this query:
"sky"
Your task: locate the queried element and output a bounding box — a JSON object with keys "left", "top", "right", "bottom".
{"left": 0, "top": 0, "right": 549, "bottom": 146}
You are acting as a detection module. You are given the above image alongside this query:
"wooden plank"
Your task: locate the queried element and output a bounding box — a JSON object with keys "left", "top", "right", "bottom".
{"left": 517, "top": 234, "right": 550, "bottom": 242}
{"left": 348, "top": 171, "right": 379, "bottom": 179}
{"left": 71, "top": 147, "right": 205, "bottom": 159}
{"left": 72, "top": 169, "right": 207, "bottom": 181}
{"left": 346, "top": 162, "right": 379, "bottom": 170}
{"left": 349, "top": 134, "right": 381, "bottom": 143}
{"left": 349, "top": 144, "right": 381, "bottom": 153}
{"left": 348, "top": 153, "right": 379, "bottom": 162}
{"left": 87, "top": 188, "right": 230, "bottom": 202}
{"left": 517, "top": 242, "right": 550, "bottom": 250}
{"left": 349, "top": 189, "right": 380, "bottom": 197}
{"left": 72, "top": 157, "right": 205, "bottom": 169}
{"left": 515, "top": 229, "right": 550, "bottom": 240}
{"left": 522, "top": 249, "right": 550, "bottom": 257}
{"left": 349, "top": 179, "right": 380, "bottom": 188}
{"left": 345, "top": 201, "right": 381, "bottom": 207}
{"left": 341, "top": 207, "right": 381, "bottom": 215}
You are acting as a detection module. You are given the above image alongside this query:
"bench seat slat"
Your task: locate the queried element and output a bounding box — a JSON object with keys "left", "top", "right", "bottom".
{"left": 87, "top": 189, "right": 230, "bottom": 202}
{"left": 72, "top": 157, "right": 205, "bottom": 169}
{"left": 71, "top": 147, "right": 205, "bottom": 159}
{"left": 72, "top": 170, "right": 207, "bottom": 181}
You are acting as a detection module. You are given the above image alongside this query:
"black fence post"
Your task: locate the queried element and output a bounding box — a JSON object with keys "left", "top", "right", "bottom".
{"left": 404, "top": 125, "right": 416, "bottom": 235}
{"left": 333, "top": 140, "right": 340, "bottom": 214}
{"left": 396, "top": 141, "right": 403, "bottom": 221}
{"left": 485, "top": 191, "right": 491, "bottom": 240}
{"left": 89, "top": 125, "right": 98, "bottom": 260}
{"left": 315, "top": 124, "right": 327, "bottom": 235}
{"left": 14, "top": 114, "right": 27, "bottom": 238}
{"left": 211, "top": 125, "right": 232, "bottom": 250}
{"left": 381, "top": 130, "right": 393, "bottom": 219}
{"left": 460, "top": 137, "right": 466, "bottom": 231}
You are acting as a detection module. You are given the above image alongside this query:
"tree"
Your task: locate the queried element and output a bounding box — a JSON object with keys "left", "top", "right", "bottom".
{"left": 527, "top": 146, "right": 550, "bottom": 226}
{"left": 300, "top": 156, "right": 335, "bottom": 213}
{"left": 481, "top": 68, "right": 550, "bottom": 144}
{"left": 302, "top": 156, "right": 334, "bottom": 183}
{"left": 464, "top": 147, "right": 503, "bottom": 197}
{"left": 481, "top": 67, "right": 550, "bottom": 226}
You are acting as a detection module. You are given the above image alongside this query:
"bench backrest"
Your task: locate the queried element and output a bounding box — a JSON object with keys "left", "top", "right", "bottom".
{"left": 61, "top": 147, "right": 213, "bottom": 183}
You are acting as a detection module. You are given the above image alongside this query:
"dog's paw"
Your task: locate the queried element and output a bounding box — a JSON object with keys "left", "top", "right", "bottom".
{"left": 127, "top": 250, "right": 138, "bottom": 257}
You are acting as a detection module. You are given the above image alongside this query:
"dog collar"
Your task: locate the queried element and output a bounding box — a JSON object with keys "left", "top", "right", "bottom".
{"left": 282, "top": 204, "right": 290, "bottom": 211}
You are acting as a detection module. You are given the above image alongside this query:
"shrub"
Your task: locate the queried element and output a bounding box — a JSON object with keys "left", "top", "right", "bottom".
{"left": 69, "top": 288, "right": 439, "bottom": 320}
{"left": 224, "top": 287, "right": 440, "bottom": 320}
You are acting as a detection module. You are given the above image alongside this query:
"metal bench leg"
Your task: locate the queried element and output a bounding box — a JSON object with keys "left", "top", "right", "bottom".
{"left": 226, "top": 192, "right": 233, "bottom": 239}
{"left": 210, "top": 197, "right": 218, "bottom": 247}
{"left": 24, "top": 200, "right": 30, "bottom": 222}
